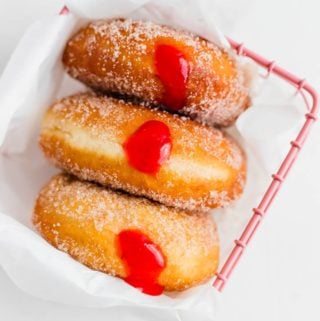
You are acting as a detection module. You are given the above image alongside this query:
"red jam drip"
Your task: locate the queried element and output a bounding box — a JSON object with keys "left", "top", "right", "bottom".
{"left": 154, "top": 44, "right": 189, "bottom": 111}
{"left": 123, "top": 120, "right": 172, "bottom": 175}
{"left": 118, "top": 229, "right": 166, "bottom": 296}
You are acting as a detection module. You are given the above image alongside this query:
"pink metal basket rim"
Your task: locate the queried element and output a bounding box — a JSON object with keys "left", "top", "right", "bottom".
{"left": 59, "top": 6, "right": 319, "bottom": 292}
{"left": 214, "top": 38, "right": 318, "bottom": 291}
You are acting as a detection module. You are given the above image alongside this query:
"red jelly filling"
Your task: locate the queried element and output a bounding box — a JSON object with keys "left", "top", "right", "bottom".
{"left": 154, "top": 43, "right": 189, "bottom": 110}
{"left": 118, "top": 229, "right": 166, "bottom": 296}
{"left": 123, "top": 120, "right": 172, "bottom": 175}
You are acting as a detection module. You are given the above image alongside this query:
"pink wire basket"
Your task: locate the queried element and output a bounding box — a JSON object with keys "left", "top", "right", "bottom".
{"left": 213, "top": 39, "right": 318, "bottom": 291}
{"left": 59, "top": 6, "right": 319, "bottom": 293}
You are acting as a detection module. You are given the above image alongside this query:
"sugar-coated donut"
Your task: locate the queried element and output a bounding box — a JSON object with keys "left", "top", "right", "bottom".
{"left": 33, "top": 174, "right": 220, "bottom": 293}
{"left": 63, "top": 19, "right": 250, "bottom": 127}
{"left": 39, "top": 93, "right": 246, "bottom": 211}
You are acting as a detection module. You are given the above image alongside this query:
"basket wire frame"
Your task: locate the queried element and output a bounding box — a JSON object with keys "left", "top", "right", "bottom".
{"left": 214, "top": 38, "right": 318, "bottom": 291}
{"left": 59, "top": 6, "right": 319, "bottom": 293}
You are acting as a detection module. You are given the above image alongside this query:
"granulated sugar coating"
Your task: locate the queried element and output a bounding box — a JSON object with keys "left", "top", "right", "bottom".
{"left": 63, "top": 19, "right": 250, "bottom": 127}
{"left": 40, "top": 93, "right": 246, "bottom": 211}
{"left": 33, "top": 174, "right": 220, "bottom": 291}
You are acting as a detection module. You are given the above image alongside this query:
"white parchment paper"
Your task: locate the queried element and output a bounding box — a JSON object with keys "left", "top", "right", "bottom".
{"left": 0, "top": 1, "right": 307, "bottom": 320}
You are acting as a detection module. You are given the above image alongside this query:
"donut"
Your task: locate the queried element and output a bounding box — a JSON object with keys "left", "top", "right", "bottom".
{"left": 63, "top": 19, "right": 250, "bottom": 127}
{"left": 33, "top": 174, "right": 220, "bottom": 294}
{"left": 39, "top": 92, "right": 246, "bottom": 211}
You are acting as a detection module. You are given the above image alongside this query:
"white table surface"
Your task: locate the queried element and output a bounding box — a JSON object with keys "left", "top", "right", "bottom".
{"left": 1, "top": 0, "right": 320, "bottom": 320}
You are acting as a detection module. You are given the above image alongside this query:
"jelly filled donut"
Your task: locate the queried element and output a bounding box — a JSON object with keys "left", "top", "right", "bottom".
{"left": 39, "top": 93, "right": 246, "bottom": 211}
{"left": 33, "top": 174, "right": 220, "bottom": 294}
{"left": 63, "top": 19, "right": 250, "bottom": 127}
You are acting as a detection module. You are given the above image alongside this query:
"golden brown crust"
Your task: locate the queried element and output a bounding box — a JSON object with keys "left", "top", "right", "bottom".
{"left": 63, "top": 19, "right": 250, "bottom": 127}
{"left": 39, "top": 92, "right": 246, "bottom": 211}
{"left": 33, "top": 174, "right": 220, "bottom": 291}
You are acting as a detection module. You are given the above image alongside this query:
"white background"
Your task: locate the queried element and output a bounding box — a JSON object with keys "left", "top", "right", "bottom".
{"left": 1, "top": 0, "right": 320, "bottom": 320}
